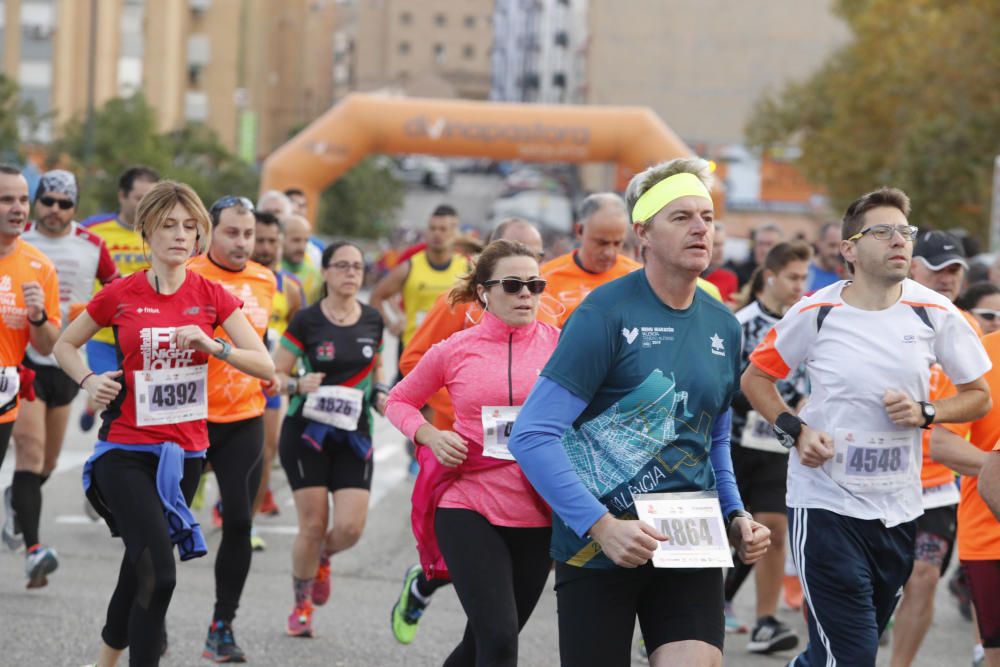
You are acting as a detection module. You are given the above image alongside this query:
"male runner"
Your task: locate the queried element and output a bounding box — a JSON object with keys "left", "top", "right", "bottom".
{"left": 280, "top": 214, "right": 323, "bottom": 305}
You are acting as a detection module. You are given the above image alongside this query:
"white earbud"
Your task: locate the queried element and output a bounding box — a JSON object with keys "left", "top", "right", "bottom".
{"left": 482, "top": 293, "right": 489, "bottom": 309}
{"left": 767, "top": 276, "right": 774, "bottom": 286}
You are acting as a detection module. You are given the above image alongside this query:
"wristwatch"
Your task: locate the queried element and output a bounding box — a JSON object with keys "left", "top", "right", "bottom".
{"left": 212, "top": 337, "right": 232, "bottom": 360}
{"left": 286, "top": 377, "right": 299, "bottom": 396}
{"left": 27, "top": 311, "right": 47, "bottom": 327}
{"left": 726, "top": 509, "right": 753, "bottom": 531}
{"left": 773, "top": 412, "right": 805, "bottom": 450}
{"left": 918, "top": 401, "right": 936, "bottom": 429}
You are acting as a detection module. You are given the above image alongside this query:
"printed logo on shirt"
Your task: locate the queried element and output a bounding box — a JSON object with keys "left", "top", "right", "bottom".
{"left": 185, "top": 306, "right": 201, "bottom": 316}
{"left": 139, "top": 327, "right": 197, "bottom": 369}
{"left": 639, "top": 326, "right": 675, "bottom": 348}
{"left": 0, "top": 273, "right": 25, "bottom": 328}
{"left": 316, "top": 341, "right": 335, "bottom": 361}
{"left": 622, "top": 327, "right": 639, "bottom": 344}
{"left": 710, "top": 333, "right": 726, "bottom": 357}
{"left": 362, "top": 345, "right": 373, "bottom": 359}
{"left": 903, "top": 334, "right": 916, "bottom": 344}
{"left": 136, "top": 307, "right": 161, "bottom": 314}
{"left": 0, "top": 275, "right": 10, "bottom": 292}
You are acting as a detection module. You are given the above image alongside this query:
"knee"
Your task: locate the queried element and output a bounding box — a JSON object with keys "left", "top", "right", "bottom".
{"left": 477, "top": 626, "right": 519, "bottom": 666}
{"left": 906, "top": 561, "right": 940, "bottom": 597}
{"left": 223, "top": 519, "right": 252, "bottom": 541}
{"left": 13, "top": 434, "right": 44, "bottom": 470}
{"left": 298, "top": 519, "right": 327, "bottom": 543}
{"left": 134, "top": 552, "right": 176, "bottom": 611}
{"left": 335, "top": 521, "right": 365, "bottom": 549}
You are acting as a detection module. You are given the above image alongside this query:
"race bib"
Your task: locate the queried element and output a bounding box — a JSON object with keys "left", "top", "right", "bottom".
{"left": 830, "top": 428, "right": 916, "bottom": 493}
{"left": 633, "top": 491, "right": 733, "bottom": 568}
{"left": 134, "top": 365, "right": 207, "bottom": 427}
{"left": 481, "top": 406, "right": 520, "bottom": 460}
{"left": 302, "top": 385, "right": 365, "bottom": 431}
{"left": 922, "top": 481, "right": 960, "bottom": 510}
{"left": 0, "top": 366, "right": 20, "bottom": 406}
{"left": 740, "top": 411, "right": 788, "bottom": 454}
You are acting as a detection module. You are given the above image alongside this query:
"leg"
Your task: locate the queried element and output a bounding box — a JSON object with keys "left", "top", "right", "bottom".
{"left": 0, "top": 421, "right": 12, "bottom": 472}
{"left": 11, "top": 398, "right": 46, "bottom": 549}
{"left": 501, "top": 524, "right": 553, "bottom": 631}
{"left": 638, "top": 567, "right": 724, "bottom": 666}
{"left": 754, "top": 511, "right": 788, "bottom": 618}
{"left": 963, "top": 560, "right": 1000, "bottom": 667}
{"left": 41, "top": 403, "right": 73, "bottom": 476}
{"left": 291, "top": 487, "right": 329, "bottom": 581}
{"left": 554, "top": 562, "right": 641, "bottom": 667}
{"left": 253, "top": 401, "right": 284, "bottom": 515}
{"left": 324, "top": 488, "right": 369, "bottom": 556}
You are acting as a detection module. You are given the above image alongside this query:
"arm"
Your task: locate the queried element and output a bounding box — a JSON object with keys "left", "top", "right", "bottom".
{"left": 96, "top": 240, "right": 121, "bottom": 284}
{"left": 287, "top": 280, "right": 303, "bottom": 322}
{"left": 980, "top": 451, "right": 1000, "bottom": 521}
{"left": 929, "top": 425, "right": 986, "bottom": 477}
{"left": 708, "top": 409, "right": 743, "bottom": 517}
{"left": 369, "top": 262, "right": 408, "bottom": 336}
{"left": 53, "top": 311, "right": 122, "bottom": 406}
{"left": 884, "top": 377, "right": 991, "bottom": 428}
{"left": 399, "top": 295, "right": 460, "bottom": 376}
{"left": 24, "top": 279, "right": 60, "bottom": 355}
{"left": 175, "top": 310, "right": 274, "bottom": 381}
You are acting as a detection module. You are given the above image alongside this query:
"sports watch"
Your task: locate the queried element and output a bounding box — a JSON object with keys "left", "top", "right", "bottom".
{"left": 212, "top": 337, "right": 232, "bottom": 361}
{"left": 773, "top": 412, "right": 805, "bottom": 450}
{"left": 918, "top": 401, "right": 936, "bottom": 429}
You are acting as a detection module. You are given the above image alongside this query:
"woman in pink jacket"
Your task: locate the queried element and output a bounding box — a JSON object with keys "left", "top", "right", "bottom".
{"left": 385, "top": 239, "right": 559, "bottom": 666}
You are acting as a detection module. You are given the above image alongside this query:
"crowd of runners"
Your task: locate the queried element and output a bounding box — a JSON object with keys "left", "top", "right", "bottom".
{"left": 1, "top": 156, "right": 1000, "bottom": 667}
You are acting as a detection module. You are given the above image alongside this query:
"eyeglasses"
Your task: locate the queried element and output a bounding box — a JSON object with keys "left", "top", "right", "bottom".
{"left": 482, "top": 278, "right": 547, "bottom": 294}
{"left": 847, "top": 224, "right": 919, "bottom": 242}
{"left": 38, "top": 196, "right": 74, "bottom": 210}
{"left": 327, "top": 261, "right": 365, "bottom": 272}
{"left": 972, "top": 308, "right": 1000, "bottom": 322}
{"left": 209, "top": 195, "right": 255, "bottom": 217}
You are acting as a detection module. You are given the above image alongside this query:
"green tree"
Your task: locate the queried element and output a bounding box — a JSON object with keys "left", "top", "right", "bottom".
{"left": 316, "top": 157, "right": 404, "bottom": 239}
{"left": 0, "top": 73, "right": 48, "bottom": 163}
{"left": 745, "top": 0, "right": 1000, "bottom": 241}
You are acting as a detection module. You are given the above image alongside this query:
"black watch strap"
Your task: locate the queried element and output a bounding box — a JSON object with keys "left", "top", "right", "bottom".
{"left": 774, "top": 411, "right": 804, "bottom": 448}
{"left": 27, "top": 310, "right": 47, "bottom": 326}
{"left": 726, "top": 509, "right": 753, "bottom": 530}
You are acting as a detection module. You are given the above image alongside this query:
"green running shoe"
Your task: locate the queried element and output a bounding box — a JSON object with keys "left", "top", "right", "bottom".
{"left": 391, "top": 564, "right": 428, "bottom": 645}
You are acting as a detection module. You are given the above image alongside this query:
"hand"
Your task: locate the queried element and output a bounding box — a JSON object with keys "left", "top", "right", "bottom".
{"left": 261, "top": 377, "right": 281, "bottom": 397}
{"left": 297, "top": 372, "right": 325, "bottom": 394}
{"left": 21, "top": 282, "right": 45, "bottom": 321}
{"left": 83, "top": 370, "right": 123, "bottom": 408}
{"left": 797, "top": 425, "right": 834, "bottom": 467}
{"left": 588, "top": 514, "right": 667, "bottom": 568}
{"left": 374, "top": 391, "right": 388, "bottom": 416}
{"left": 729, "top": 516, "right": 771, "bottom": 565}
{"left": 174, "top": 325, "right": 218, "bottom": 355}
{"left": 422, "top": 428, "right": 468, "bottom": 467}
{"left": 884, "top": 389, "right": 923, "bottom": 428}
{"left": 388, "top": 319, "right": 405, "bottom": 338}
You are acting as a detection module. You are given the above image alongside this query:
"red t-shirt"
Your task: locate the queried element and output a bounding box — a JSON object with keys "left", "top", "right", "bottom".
{"left": 87, "top": 270, "right": 242, "bottom": 451}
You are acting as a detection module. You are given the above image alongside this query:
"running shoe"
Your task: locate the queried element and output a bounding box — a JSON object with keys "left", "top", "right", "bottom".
{"left": 391, "top": 564, "right": 429, "bottom": 645}
{"left": 202, "top": 619, "right": 247, "bottom": 663}
{"left": 249, "top": 527, "right": 266, "bottom": 552}
{"left": 724, "top": 602, "right": 749, "bottom": 634}
{"left": 287, "top": 602, "right": 314, "bottom": 637}
{"left": 312, "top": 556, "right": 331, "bottom": 606}
{"left": 973, "top": 642, "right": 985, "bottom": 667}
{"left": 79, "top": 408, "right": 95, "bottom": 432}
{"left": 747, "top": 616, "right": 799, "bottom": 654}
{"left": 25, "top": 544, "right": 58, "bottom": 588}
{"left": 212, "top": 500, "right": 223, "bottom": 529}
{"left": 2, "top": 485, "right": 24, "bottom": 551}
{"left": 191, "top": 473, "right": 209, "bottom": 511}
{"left": 783, "top": 574, "right": 803, "bottom": 611}
{"left": 259, "top": 488, "right": 280, "bottom": 517}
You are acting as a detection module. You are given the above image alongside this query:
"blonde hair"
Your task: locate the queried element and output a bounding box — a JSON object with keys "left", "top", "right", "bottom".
{"left": 136, "top": 181, "right": 211, "bottom": 255}
{"left": 625, "top": 157, "right": 714, "bottom": 224}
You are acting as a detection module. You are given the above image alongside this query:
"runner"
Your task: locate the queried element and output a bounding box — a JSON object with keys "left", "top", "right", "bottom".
{"left": 385, "top": 239, "right": 558, "bottom": 663}
{"left": 742, "top": 187, "right": 991, "bottom": 666}
{"left": 189, "top": 195, "right": 276, "bottom": 663}
{"left": 79, "top": 165, "right": 161, "bottom": 432}
{"left": 957, "top": 282, "right": 1000, "bottom": 335}
{"left": 280, "top": 213, "right": 323, "bottom": 305}
{"left": 257, "top": 190, "right": 293, "bottom": 217}
{"left": 2, "top": 171, "right": 117, "bottom": 584}
{"left": 53, "top": 180, "right": 273, "bottom": 667}
{"left": 0, "top": 165, "right": 62, "bottom": 587}
{"left": 724, "top": 241, "right": 812, "bottom": 652}
{"left": 509, "top": 158, "right": 771, "bottom": 667}
{"left": 275, "top": 241, "right": 387, "bottom": 638}
{"left": 806, "top": 222, "right": 843, "bottom": 292}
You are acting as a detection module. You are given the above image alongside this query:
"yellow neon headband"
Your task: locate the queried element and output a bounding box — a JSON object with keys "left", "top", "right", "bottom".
{"left": 631, "top": 172, "right": 713, "bottom": 223}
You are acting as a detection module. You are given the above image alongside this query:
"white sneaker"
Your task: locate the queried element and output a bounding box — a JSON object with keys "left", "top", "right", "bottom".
{"left": 25, "top": 545, "right": 58, "bottom": 588}
{"left": 2, "top": 486, "right": 24, "bottom": 551}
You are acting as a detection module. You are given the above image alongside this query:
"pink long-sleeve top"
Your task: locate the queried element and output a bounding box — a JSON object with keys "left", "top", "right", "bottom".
{"left": 386, "top": 310, "right": 558, "bottom": 529}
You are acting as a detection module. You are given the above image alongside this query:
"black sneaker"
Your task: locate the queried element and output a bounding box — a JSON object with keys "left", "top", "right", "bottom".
{"left": 202, "top": 620, "right": 246, "bottom": 663}
{"left": 747, "top": 616, "right": 799, "bottom": 654}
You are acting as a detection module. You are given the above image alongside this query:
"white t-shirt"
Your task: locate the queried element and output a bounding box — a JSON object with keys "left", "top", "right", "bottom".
{"left": 749, "top": 279, "right": 990, "bottom": 526}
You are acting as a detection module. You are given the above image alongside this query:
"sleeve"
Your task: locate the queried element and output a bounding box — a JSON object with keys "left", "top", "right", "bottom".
{"left": 708, "top": 409, "right": 744, "bottom": 517}
{"left": 748, "top": 305, "right": 818, "bottom": 380}
{"left": 86, "top": 278, "right": 119, "bottom": 327}
{"left": 95, "top": 240, "right": 120, "bottom": 284}
{"left": 280, "top": 310, "right": 308, "bottom": 358}
{"left": 384, "top": 340, "right": 449, "bottom": 440}
{"left": 211, "top": 281, "right": 242, "bottom": 328}
{"left": 540, "top": 303, "right": 616, "bottom": 403}
{"left": 934, "top": 310, "right": 991, "bottom": 385}
{"left": 399, "top": 294, "right": 461, "bottom": 376}
{"left": 508, "top": 376, "right": 609, "bottom": 537}
{"left": 42, "top": 265, "right": 62, "bottom": 329}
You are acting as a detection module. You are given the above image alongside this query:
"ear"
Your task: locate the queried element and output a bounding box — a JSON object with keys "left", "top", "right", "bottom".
{"left": 574, "top": 222, "right": 584, "bottom": 239}
{"left": 475, "top": 284, "right": 486, "bottom": 304}
{"left": 632, "top": 221, "right": 651, "bottom": 248}
{"left": 839, "top": 239, "right": 856, "bottom": 266}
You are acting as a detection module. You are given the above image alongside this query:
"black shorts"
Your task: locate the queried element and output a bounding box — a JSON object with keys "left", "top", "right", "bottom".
{"left": 554, "top": 562, "right": 724, "bottom": 665}
{"left": 731, "top": 443, "right": 788, "bottom": 514}
{"left": 279, "top": 415, "right": 373, "bottom": 492}
{"left": 963, "top": 559, "right": 1000, "bottom": 648}
{"left": 914, "top": 504, "right": 956, "bottom": 574}
{"left": 24, "top": 358, "right": 79, "bottom": 407}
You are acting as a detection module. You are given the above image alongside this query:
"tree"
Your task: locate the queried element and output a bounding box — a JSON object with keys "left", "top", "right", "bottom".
{"left": 0, "top": 73, "right": 49, "bottom": 163}
{"left": 745, "top": 0, "right": 1000, "bottom": 241}
{"left": 316, "top": 157, "right": 404, "bottom": 239}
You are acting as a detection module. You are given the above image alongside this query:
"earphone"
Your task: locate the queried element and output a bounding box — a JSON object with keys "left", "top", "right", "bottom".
{"left": 767, "top": 276, "right": 774, "bottom": 286}
{"left": 482, "top": 293, "right": 489, "bottom": 309}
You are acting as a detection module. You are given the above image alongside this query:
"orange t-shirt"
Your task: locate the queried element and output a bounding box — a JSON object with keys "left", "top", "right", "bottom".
{"left": 540, "top": 251, "right": 641, "bottom": 327}
{"left": 941, "top": 330, "right": 1000, "bottom": 560}
{"left": 188, "top": 256, "right": 276, "bottom": 423}
{"left": 0, "top": 239, "right": 61, "bottom": 423}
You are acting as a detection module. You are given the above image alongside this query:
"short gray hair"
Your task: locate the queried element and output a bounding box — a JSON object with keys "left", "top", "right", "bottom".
{"left": 625, "top": 157, "right": 713, "bottom": 223}
{"left": 578, "top": 193, "right": 626, "bottom": 226}
{"left": 257, "top": 190, "right": 293, "bottom": 214}
{"left": 489, "top": 217, "right": 538, "bottom": 243}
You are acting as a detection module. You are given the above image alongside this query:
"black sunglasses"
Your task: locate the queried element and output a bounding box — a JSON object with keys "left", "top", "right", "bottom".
{"left": 482, "top": 278, "right": 547, "bottom": 294}
{"left": 38, "top": 196, "right": 74, "bottom": 210}
{"left": 209, "top": 195, "right": 255, "bottom": 217}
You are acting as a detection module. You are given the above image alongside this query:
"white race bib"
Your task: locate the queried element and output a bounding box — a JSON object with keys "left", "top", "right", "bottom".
{"left": 830, "top": 428, "right": 916, "bottom": 493}
{"left": 633, "top": 491, "right": 733, "bottom": 568}
{"left": 922, "top": 481, "right": 960, "bottom": 510}
{"left": 302, "top": 385, "right": 365, "bottom": 431}
{"left": 134, "top": 365, "right": 207, "bottom": 427}
{"left": 0, "top": 366, "right": 20, "bottom": 406}
{"left": 481, "top": 406, "right": 520, "bottom": 460}
{"left": 740, "top": 411, "right": 789, "bottom": 454}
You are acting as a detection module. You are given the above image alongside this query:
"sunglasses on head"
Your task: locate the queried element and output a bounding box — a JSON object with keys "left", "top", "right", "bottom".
{"left": 482, "top": 278, "right": 547, "bottom": 294}
{"left": 972, "top": 308, "right": 1000, "bottom": 322}
{"left": 209, "top": 195, "right": 255, "bottom": 217}
{"left": 38, "top": 196, "right": 74, "bottom": 210}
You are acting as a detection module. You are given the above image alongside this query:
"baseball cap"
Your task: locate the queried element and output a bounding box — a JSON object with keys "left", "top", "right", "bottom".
{"left": 914, "top": 230, "right": 968, "bottom": 271}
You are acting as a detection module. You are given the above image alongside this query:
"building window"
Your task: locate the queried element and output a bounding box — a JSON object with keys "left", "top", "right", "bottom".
{"left": 463, "top": 44, "right": 474, "bottom": 59}
{"left": 434, "top": 13, "right": 446, "bottom": 27}
{"left": 399, "top": 11, "right": 412, "bottom": 25}
{"left": 398, "top": 41, "right": 410, "bottom": 55}
{"left": 464, "top": 15, "right": 475, "bottom": 28}
{"left": 433, "top": 43, "right": 446, "bottom": 64}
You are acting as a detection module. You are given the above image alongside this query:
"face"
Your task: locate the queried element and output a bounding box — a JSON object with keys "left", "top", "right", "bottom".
{"left": 476, "top": 255, "right": 542, "bottom": 327}
{"left": 971, "top": 293, "right": 1000, "bottom": 335}
{"left": 765, "top": 259, "right": 810, "bottom": 309}
{"left": 210, "top": 207, "right": 255, "bottom": 270}
{"left": 500, "top": 223, "right": 545, "bottom": 260}
{"left": 754, "top": 229, "right": 782, "bottom": 265}
{"left": 0, "top": 173, "right": 30, "bottom": 238}
{"left": 426, "top": 214, "right": 458, "bottom": 252}
{"left": 253, "top": 222, "right": 281, "bottom": 267}
{"left": 34, "top": 192, "right": 75, "bottom": 234}
{"left": 148, "top": 202, "right": 200, "bottom": 267}
{"left": 119, "top": 178, "right": 157, "bottom": 227}
{"left": 322, "top": 245, "right": 365, "bottom": 298}
{"left": 577, "top": 206, "right": 629, "bottom": 273}
{"left": 282, "top": 217, "right": 311, "bottom": 265}
{"left": 910, "top": 259, "right": 965, "bottom": 302}
{"left": 840, "top": 206, "right": 912, "bottom": 285}
{"left": 288, "top": 192, "right": 307, "bottom": 216}
{"left": 636, "top": 195, "right": 715, "bottom": 276}
{"left": 817, "top": 225, "right": 842, "bottom": 270}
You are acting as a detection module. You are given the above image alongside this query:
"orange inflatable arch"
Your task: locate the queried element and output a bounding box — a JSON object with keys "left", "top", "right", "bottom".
{"left": 260, "top": 93, "right": 719, "bottom": 222}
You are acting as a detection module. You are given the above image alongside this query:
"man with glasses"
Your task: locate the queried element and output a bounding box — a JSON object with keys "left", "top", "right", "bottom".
{"left": 188, "top": 195, "right": 276, "bottom": 663}
{"left": 2, "top": 171, "right": 118, "bottom": 585}
{"left": 742, "top": 187, "right": 992, "bottom": 667}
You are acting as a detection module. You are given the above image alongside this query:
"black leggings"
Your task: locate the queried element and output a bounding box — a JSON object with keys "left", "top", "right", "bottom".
{"left": 93, "top": 449, "right": 203, "bottom": 666}
{"left": 207, "top": 417, "right": 264, "bottom": 623}
{"left": 435, "top": 508, "right": 552, "bottom": 667}
{"left": 0, "top": 421, "right": 12, "bottom": 470}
